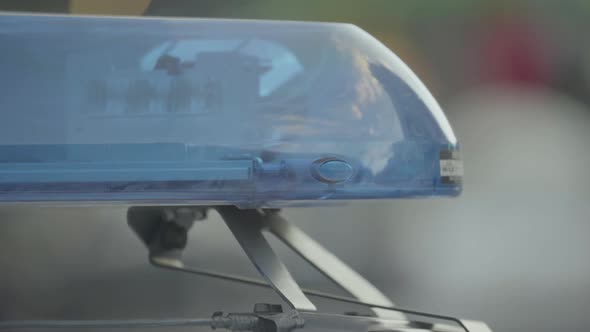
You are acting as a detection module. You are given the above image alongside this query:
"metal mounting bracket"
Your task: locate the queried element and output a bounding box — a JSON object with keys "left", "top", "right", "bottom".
{"left": 128, "top": 206, "right": 402, "bottom": 318}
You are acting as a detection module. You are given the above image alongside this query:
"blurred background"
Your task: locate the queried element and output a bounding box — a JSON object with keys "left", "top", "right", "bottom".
{"left": 0, "top": 1, "right": 589, "bottom": 332}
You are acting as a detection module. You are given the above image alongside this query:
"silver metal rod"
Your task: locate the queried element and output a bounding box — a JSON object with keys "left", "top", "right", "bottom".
{"left": 263, "top": 210, "right": 403, "bottom": 319}
{"left": 217, "top": 206, "right": 318, "bottom": 312}
{"left": 151, "top": 261, "right": 474, "bottom": 332}
{"left": 0, "top": 318, "right": 213, "bottom": 329}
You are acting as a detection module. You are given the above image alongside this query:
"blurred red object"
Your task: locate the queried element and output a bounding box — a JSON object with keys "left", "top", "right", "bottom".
{"left": 477, "top": 17, "right": 552, "bottom": 86}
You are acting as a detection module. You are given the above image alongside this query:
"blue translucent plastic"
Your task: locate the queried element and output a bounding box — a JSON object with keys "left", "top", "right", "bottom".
{"left": 0, "top": 13, "right": 461, "bottom": 207}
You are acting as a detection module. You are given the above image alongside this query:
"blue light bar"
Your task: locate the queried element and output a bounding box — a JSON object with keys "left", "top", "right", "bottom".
{"left": 0, "top": 13, "right": 462, "bottom": 207}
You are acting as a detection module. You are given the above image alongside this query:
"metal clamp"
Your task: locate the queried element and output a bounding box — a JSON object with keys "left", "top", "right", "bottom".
{"left": 128, "top": 206, "right": 400, "bottom": 316}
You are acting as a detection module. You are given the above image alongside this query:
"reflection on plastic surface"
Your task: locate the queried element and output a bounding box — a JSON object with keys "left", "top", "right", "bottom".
{"left": 0, "top": 13, "right": 461, "bottom": 206}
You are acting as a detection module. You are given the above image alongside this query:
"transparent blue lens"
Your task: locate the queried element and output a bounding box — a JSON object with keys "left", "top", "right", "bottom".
{"left": 0, "top": 14, "right": 461, "bottom": 206}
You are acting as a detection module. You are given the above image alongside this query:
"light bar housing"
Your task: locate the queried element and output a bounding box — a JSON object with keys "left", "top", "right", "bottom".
{"left": 0, "top": 13, "right": 462, "bottom": 207}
